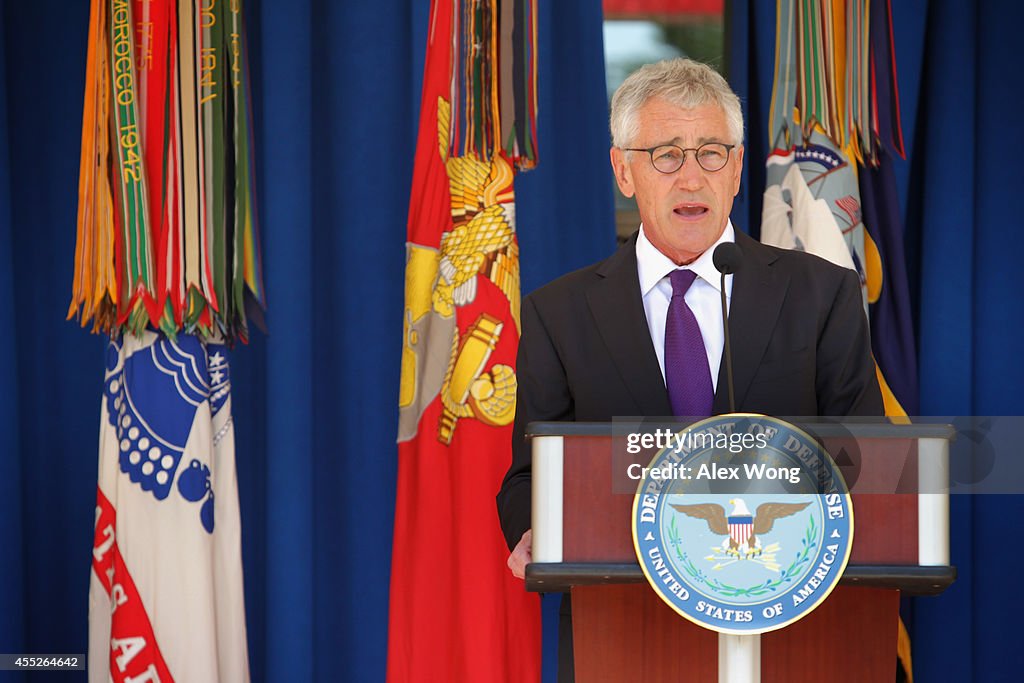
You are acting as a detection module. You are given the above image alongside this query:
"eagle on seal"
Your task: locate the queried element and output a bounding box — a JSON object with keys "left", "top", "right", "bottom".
{"left": 670, "top": 498, "right": 811, "bottom": 558}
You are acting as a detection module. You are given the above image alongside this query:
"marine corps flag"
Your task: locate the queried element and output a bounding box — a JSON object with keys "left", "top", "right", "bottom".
{"left": 388, "top": 0, "right": 541, "bottom": 681}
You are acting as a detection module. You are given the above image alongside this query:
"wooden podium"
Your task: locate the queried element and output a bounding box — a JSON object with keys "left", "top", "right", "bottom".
{"left": 524, "top": 422, "right": 956, "bottom": 683}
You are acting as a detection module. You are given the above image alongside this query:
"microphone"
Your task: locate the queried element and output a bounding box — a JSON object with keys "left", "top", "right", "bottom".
{"left": 713, "top": 242, "right": 742, "bottom": 275}
{"left": 713, "top": 243, "right": 742, "bottom": 413}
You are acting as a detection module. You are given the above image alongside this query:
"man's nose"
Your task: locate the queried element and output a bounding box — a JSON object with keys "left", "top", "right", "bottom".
{"left": 674, "top": 156, "right": 705, "bottom": 190}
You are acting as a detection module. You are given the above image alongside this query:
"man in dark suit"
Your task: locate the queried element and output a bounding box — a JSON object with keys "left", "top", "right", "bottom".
{"left": 496, "top": 58, "right": 882, "bottom": 680}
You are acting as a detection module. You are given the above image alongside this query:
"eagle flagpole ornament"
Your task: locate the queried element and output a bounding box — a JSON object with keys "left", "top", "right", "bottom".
{"left": 72, "top": 1, "right": 264, "bottom": 680}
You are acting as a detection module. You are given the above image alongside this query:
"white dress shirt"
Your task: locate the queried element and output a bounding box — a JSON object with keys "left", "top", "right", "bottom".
{"left": 635, "top": 222, "right": 735, "bottom": 391}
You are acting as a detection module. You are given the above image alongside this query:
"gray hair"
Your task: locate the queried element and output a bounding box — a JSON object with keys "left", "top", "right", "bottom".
{"left": 609, "top": 58, "right": 744, "bottom": 148}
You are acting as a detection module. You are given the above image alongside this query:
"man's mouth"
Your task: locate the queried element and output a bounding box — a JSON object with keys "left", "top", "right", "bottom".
{"left": 673, "top": 203, "right": 709, "bottom": 218}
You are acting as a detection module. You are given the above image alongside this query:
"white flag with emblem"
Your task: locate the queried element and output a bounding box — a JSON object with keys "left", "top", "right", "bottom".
{"left": 88, "top": 331, "right": 249, "bottom": 682}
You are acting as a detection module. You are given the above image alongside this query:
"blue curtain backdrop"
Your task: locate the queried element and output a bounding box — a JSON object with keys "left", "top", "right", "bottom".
{"left": 0, "top": 7, "right": 23, "bottom": 663}
{"left": 908, "top": 1, "right": 1024, "bottom": 681}
{"left": 728, "top": 0, "right": 1024, "bottom": 679}
{"left": 1, "top": 4, "right": 108, "bottom": 679}
{"left": 0, "top": 1, "right": 613, "bottom": 682}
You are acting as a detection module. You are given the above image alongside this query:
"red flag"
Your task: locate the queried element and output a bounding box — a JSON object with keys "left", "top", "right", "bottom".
{"left": 387, "top": 1, "right": 541, "bottom": 680}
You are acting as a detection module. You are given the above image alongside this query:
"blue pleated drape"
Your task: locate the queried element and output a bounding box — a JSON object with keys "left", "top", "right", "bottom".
{"left": 1, "top": 1, "right": 108, "bottom": 672}
{"left": 0, "top": 9, "right": 25, "bottom": 660}
{"left": 906, "top": 1, "right": 1024, "bottom": 680}
{"left": 0, "top": 1, "right": 612, "bottom": 682}
{"left": 725, "top": 0, "right": 776, "bottom": 239}
{"left": 516, "top": 0, "right": 617, "bottom": 293}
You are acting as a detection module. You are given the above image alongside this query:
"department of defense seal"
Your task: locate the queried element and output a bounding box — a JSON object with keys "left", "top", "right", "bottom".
{"left": 631, "top": 414, "right": 853, "bottom": 635}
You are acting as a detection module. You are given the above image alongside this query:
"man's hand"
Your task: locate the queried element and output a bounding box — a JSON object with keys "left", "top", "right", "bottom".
{"left": 507, "top": 529, "right": 532, "bottom": 579}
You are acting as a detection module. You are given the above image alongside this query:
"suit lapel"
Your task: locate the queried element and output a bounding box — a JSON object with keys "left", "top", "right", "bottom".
{"left": 713, "top": 232, "right": 789, "bottom": 413}
{"left": 586, "top": 236, "right": 673, "bottom": 417}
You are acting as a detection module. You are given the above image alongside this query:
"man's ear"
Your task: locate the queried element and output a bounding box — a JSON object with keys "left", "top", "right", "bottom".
{"left": 610, "top": 147, "right": 635, "bottom": 198}
{"left": 730, "top": 144, "right": 744, "bottom": 197}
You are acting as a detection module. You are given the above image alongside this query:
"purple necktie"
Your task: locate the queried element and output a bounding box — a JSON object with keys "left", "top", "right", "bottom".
{"left": 665, "top": 269, "right": 714, "bottom": 418}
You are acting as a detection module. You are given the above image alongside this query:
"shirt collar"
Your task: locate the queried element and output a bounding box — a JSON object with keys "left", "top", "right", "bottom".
{"left": 635, "top": 221, "right": 736, "bottom": 297}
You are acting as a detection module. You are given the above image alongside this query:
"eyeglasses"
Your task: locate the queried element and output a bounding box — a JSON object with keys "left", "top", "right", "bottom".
{"left": 622, "top": 142, "right": 736, "bottom": 174}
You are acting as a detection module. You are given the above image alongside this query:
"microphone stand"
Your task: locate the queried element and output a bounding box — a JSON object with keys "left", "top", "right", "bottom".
{"left": 720, "top": 269, "right": 736, "bottom": 413}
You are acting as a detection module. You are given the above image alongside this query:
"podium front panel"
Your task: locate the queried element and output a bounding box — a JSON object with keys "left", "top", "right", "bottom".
{"left": 556, "top": 432, "right": 924, "bottom": 565}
